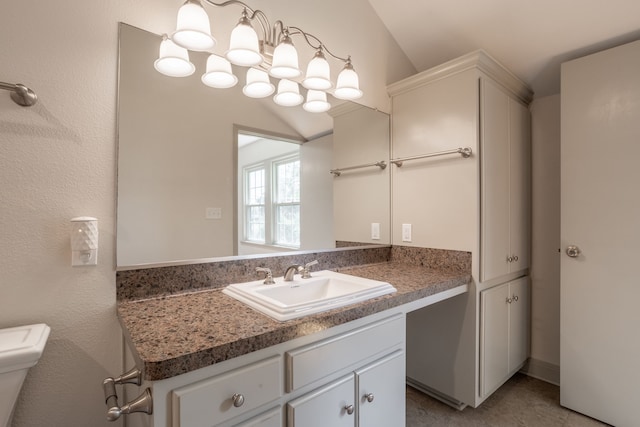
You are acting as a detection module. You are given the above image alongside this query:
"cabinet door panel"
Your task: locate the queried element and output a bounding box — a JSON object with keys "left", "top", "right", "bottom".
{"left": 509, "top": 99, "right": 531, "bottom": 273}
{"left": 480, "top": 282, "right": 509, "bottom": 396}
{"left": 286, "top": 375, "right": 355, "bottom": 427}
{"left": 481, "top": 78, "right": 510, "bottom": 282}
{"left": 356, "top": 350, "right": 405, "bottom": 427}
{"left": 508, "top": 277, "right": 529, "bottom": 371}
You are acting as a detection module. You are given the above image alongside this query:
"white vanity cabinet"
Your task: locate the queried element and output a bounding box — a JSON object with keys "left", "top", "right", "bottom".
{"left": 480, "top": 276, "right": 529, "bottom": 397}
{"left": 480, "top": 78, "right": 531, "bottom": 283}
{"left": 285, "top": 314, "right": 405, "bottom": 427}
{"left": 133, "top": 310, "right": 407, "bottom": 427}
{"left": 286, "top": 350, "right": 405, "bottom": 427}
{"left": 389, "top": 50, "right": 532, "bottom": 408}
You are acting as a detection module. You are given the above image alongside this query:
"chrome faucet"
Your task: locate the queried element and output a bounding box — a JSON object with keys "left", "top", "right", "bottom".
{"left": 283, "top": 264, "right": 303, "bottom": 281}
{"left": 284, "top": 260, "right": 319, "bottom": 281}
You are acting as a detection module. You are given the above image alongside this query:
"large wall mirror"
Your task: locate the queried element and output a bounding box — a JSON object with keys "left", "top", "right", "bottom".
{"left": 117, "top": 23, "right": 390, "bottom": 268}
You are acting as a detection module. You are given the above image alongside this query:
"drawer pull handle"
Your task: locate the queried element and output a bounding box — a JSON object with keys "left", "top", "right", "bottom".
{"left": 365, "top": 393, "right": 375, "bottom": 403}
{"left": 344, "top": 404, "right": 354, "bottom": 415}
{"left": 232, "top": 393, "right": 245, "bottom": 408}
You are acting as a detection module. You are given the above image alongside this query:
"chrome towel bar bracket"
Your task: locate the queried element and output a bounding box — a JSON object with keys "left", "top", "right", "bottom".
{"left": 391, "top": 147, "right": 472, "bottom": 167}
{"left": 102, "top": 368, "right": 153, "bottom": 421}
{"left": 0, "top": 81, "right": 37, "bottom": 107}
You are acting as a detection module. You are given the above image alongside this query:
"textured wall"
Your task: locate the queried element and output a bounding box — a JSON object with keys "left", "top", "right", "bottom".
{"left": 0, "top": 1, "right": 414, "bottom": 425}
{"left": 530, "top": 94, "right": 561, "bottom": 374}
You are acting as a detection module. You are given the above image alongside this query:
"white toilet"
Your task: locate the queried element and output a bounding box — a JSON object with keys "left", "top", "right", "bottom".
{"left": 0, "top": 323, "right": 50, "bottom": 427}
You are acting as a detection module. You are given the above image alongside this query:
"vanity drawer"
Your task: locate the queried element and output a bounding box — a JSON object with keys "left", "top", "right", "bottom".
{"left": 172, "top": 356, "right": 281, "bottom": 427}
{"left": 285, "top": 314, "right": 404, "bottom": 391}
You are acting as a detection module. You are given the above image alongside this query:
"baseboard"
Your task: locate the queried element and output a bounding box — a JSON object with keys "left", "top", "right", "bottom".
{"left": 406, "top": 377, "right": 467, "bottom": 411}
{"left": 520, "top": 357, "right": 560, "bottom": 386}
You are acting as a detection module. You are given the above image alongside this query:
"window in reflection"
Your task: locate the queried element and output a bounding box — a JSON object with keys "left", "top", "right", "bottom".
{"left": 239, "top": 132, "right": 301, "bottom": 250}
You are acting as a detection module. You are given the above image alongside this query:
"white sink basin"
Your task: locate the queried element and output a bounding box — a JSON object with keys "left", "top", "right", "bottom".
{"left": 223, "top": 270, "right": 397, "bottom": 321}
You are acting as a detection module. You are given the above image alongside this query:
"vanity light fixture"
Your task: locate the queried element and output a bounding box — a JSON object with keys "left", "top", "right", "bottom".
{"left": 154, "top": 35, "right": 196, "bottom": 77}
{"left": 156, "top": 0, "right": 363, "bottom": 112}
{"left": 303, "top": 90, "right": 331, "bottom": 113}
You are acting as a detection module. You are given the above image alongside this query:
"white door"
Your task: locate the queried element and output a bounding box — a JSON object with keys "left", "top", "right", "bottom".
{"left": 286, "top": 375, "right": 355, "bottom": 427}
{"left": 561, "top": 40, "right": 640, "bottom": 427}
{"left": 356, "top": 350, "right": 405, "bottom": 427}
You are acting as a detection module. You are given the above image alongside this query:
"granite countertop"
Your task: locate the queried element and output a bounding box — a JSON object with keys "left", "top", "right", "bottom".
{"left": 117, "top": 261, "right": 471, "bottom": 381}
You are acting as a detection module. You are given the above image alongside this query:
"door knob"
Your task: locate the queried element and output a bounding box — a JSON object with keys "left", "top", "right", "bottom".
{"left": 566, "top": 245, "right": 581, "bottom": 258}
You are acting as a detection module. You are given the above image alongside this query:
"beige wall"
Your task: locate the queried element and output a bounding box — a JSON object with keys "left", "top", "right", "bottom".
{"left": 528, "top": 94, "right": 561, "bottom": 382}
{"left": 0, "top": 1, "right": 414, "bottom": 426}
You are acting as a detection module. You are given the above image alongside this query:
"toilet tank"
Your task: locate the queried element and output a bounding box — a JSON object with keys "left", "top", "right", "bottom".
{"left": 0, "top": 323, "right": 50, "bottom": 427}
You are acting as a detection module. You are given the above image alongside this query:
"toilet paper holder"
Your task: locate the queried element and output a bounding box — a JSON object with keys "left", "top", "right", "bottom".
{"left": 102, "top": 367, "right": 153, "bottom": 421}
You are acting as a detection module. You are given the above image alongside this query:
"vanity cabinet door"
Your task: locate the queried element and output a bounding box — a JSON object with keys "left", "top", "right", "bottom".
{"left": 286, "top": 375, "right": 355, "bottom": 427}
{"left": 480, "top": 282, "right": 510, "bottom": 397}
{"left": 480, "top": 78, "right": 531, "bottom": 283}
{"left": 480, "top": 277, "right": 529, "bottom": 397}
{"left": 356, "top": 350, "right": 405, "bottom": 427}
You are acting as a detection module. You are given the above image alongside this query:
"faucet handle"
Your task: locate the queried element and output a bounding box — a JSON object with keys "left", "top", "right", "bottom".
{"left": 301, "top": 260, "right": 319, "bottom": 279}
{"left": 256, "top": 267, "right": 275, "bottom": 285}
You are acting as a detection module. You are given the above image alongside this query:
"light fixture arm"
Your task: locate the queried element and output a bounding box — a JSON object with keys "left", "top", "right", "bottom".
{"left": 203, "top": 0, "right": 273, "bottom": 46}
{"left": 287, "top": 26, "right": 350, "bottom": 63}
{"left": 201, "top": 0, "right": 350, "bottom": 63}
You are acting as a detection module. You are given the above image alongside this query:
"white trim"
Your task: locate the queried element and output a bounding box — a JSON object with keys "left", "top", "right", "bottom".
{"left": 520, "top": 357, "right": 560, "bottom": 386}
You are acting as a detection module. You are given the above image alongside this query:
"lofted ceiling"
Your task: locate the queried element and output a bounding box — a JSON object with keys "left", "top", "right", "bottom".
{"left": 367, "top": 0, "right": 640, "bottom": 97}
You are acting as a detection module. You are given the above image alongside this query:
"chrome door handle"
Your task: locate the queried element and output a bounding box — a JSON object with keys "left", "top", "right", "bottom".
{"left": 566, "top": 245, "right": 581, "bottom": 258}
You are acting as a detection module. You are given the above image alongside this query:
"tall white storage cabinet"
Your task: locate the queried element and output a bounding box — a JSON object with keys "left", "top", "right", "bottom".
{"left": 389, "top": 51, "right": 532, "bottom": 408}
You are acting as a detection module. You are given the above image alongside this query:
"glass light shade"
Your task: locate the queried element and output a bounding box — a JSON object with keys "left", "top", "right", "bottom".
{"left": 154, "top": 38, "right": 195, "bottom": 77}
{"left": 201, "top": 55, "right": 238, "bottom": 88}
{"left": 172, "top": 0, "right": 216, "bottom": 51}
{"left": 269, "top": 37, "right": 301, "bottom": 78}
{"left": 303, "top": 90, "right": 330, "bottom": 113}
{"left": 243, "top": 68, "right": 275, "bottom": 98}
{"left": 303, "top": 50, "right": 332, "bottom": 90}
{"left": 226, "top": 15, "right": 263, "bottom": 66}
{"left": 273, "top": 80, "right": 303, "bottom": 107}
{"left": 334, "top": 64, "right": 363, "bottom": 100}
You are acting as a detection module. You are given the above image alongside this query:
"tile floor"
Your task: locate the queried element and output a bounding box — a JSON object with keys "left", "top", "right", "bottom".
{"left": 406, "top": 373, "right": 611, "bottom": 426}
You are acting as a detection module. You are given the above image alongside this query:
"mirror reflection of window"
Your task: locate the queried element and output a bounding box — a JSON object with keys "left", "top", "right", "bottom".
{"left": 238, "top": 132, "right": 301, "bottom": 251}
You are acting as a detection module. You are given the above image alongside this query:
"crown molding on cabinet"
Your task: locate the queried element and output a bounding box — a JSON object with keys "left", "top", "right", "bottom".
{"left": 387, "top": 49, "right": 533, "bottom": 104}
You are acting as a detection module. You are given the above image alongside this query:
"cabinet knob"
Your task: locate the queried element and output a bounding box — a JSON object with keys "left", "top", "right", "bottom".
{"left": 364, "top": 393, "right": 375, "bottom": 403}
{"left": 513, "top": 255, "right": 519, "bottom": 262}
{"left": 231, "top": 393, "right": 245, "bottom": 408}
{"left": 513, "top": 295, "right": 519, "bottom": 302}
{"left": 344, "top": 404, "right": 355, "bottom": 415}
{"left": 506, "top": 297, "right": 513, "bottom": 304}
{"left": 506, "top": 255, "right": 513, "bottom": 263}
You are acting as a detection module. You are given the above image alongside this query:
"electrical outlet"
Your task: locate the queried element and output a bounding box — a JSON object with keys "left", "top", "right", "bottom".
{"left": 402, "top": 223, "right": 412, "bottom": 242}
{"left": 371, "top": 223, "right": 380, "bottom": 240}
{"left": 206, "top": 207, "right": 222, "bottom": 219}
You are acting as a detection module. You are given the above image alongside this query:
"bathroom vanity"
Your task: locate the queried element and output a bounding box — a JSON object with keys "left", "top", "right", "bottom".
{"left": 116, "top": 252, "right": 471, "bottom": 427}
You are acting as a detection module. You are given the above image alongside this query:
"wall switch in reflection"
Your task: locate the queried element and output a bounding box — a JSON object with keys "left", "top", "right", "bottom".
{"left": 206, "top": 207, "right": 222, "bottom": 219}
{"left": 371, "top": 222, "right": 380, "bottom": 240}
{"left": 402, "top": 223, "right": 412, "bottom": 242}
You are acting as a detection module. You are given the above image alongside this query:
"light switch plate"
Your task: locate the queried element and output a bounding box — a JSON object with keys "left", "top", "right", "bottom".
{"left": 402, "top": 224, "right": 412, "bottom": 242}
{"left": 371, "top": 222, "right": 380, "bottom": 240}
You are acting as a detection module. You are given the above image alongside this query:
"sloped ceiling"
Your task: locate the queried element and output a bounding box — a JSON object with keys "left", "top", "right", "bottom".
{"left": 367, "top": 0, "right": 640, "bottom": 97}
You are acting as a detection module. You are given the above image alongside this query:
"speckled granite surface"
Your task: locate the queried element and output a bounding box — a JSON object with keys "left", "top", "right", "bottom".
{"left": 116, "top": 246, "right": 391, "bottom": 301}
{"left": 117, "top": 246, "right": 471, "bottom": 381}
